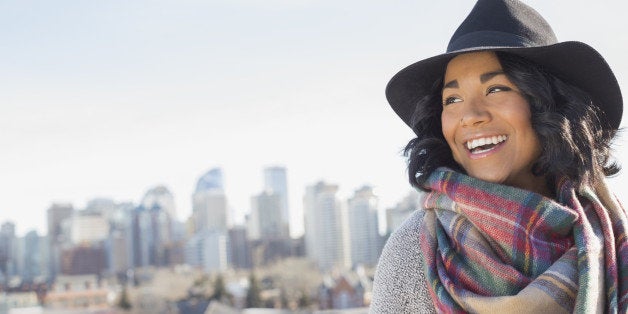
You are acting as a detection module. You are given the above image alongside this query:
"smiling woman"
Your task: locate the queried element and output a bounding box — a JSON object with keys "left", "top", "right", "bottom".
{"left": 440, "top": 51, "right": 548, "bottom": 196}
{"left": 370, "top": 0, "right": 627, "bottom": 313}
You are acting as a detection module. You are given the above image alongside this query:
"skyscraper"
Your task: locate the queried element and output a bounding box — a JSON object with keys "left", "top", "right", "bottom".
{"left": 192, "top": 168, "right": 228, "bottom": 233}
{"left": 228, "top": 226, "right": 251, "bottom": 269}
{"left": 303, "top": 182, "right": 349, "bottom": 270}
{"left": 347, "top": 186, "right": 381, "bottom": 267}
{"left": 263, "top": 166, "right": 290, "bottom": 236}
{"left": 195, "top": 168, "right": 224, "bottom": 192}
{"left": 133, "top": 186, "right": 176, "bottom": 267}
{"left": 21, "top": 230, "right": 44, "bottom": 282}
{"left": 386, "top": 190, "right": 421, "bottom": 235}
{"left": 47, "top": 203, "right": 74, "bottom": 280}
{"left": 0, "top": 222, "right": 17, "bottom": 280}
{"left": 70, "top": 214, "right": 108, "bottom": 244}
{"left": 61, "top": 243, "right": 106, "bottom": 275}
{"left": 47, "top": 204, "right": 74, "bottom": 240}
{"left": 106, "top": 202, "right": 134, "bottom": 276}
{"left": 142, "top": 186, "right": 177, "bottom": 220}
{"left": 133, "top": 205, "right": 172, "bottom": 267}
{"left": 249, "top": 191, "right": 285, "bottom": 240}
{"left": 186, "top": 168, "right": 235, "bottom": 271}
{"left": 184, "top": 230, "right": 230, "bottom": 273}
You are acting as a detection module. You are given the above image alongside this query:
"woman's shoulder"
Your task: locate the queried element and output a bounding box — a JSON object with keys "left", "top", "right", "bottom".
{"left": 377, "top": 208, "right": 426, "bottom": 270}
{"left": 370, "top": 208, "right": 434, "bottom": 313}
{"left": 390, "top": 208, "right": 426, "bottom": 242}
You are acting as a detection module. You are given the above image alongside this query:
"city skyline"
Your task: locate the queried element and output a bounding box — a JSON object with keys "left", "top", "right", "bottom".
{"left": 5, "top": 165, "right": 402, "bottom": 239}
{"left": 2, "top": 0, "right": 628, "bottom": 236}
{"left": 0, "top": 165, "right": 396, "bottom": 282}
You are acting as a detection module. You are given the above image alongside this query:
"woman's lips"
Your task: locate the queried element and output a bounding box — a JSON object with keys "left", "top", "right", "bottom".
{"left": 465, "top": 135, "right": 508, "bottom": 150}
{"left": 466, "top": 138, "right": 507, "bottom": 159}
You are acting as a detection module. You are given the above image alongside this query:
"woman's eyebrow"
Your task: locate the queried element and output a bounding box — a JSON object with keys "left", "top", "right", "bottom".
{"left": 443, "top": 70, "right": 505, "bottom": 90}
{"left": 480, "top": 70, "right": 505, "bottom": 83}
{"left": 443, "top": 80, "right": 458, "bottom": 89}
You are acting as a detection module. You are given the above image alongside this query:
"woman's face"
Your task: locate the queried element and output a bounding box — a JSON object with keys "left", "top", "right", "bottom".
{"left": 441, "top": 51, "right": 544, "bottom": 192}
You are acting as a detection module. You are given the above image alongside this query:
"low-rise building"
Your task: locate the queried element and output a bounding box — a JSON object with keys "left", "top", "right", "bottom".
{"left": 43, "top": 275, "right": 111, "bottom": 310}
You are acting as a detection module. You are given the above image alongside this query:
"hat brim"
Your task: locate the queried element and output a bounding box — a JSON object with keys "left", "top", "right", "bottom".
{"left": 386, "top": 41, "right": 623, "bottom": 130}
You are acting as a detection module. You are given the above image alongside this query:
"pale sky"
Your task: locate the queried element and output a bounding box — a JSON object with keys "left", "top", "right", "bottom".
{"left": 1, "top": 0, "right": 627, "bottom": 236}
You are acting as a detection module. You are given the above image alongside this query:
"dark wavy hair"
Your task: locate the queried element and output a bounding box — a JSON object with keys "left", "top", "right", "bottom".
{"left": 404, "top": 51, "right": 620, "bottom": 191}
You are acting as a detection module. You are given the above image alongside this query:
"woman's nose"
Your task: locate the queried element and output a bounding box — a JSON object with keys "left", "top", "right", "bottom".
{"left": 459, "top": 99, "right": 491, "bottom": 127}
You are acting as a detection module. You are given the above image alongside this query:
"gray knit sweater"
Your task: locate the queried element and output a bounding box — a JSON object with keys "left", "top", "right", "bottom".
{"left": 370, "top": 209, "right": 435, "bottom": 313}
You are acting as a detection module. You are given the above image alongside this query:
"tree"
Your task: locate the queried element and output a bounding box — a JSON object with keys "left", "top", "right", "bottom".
{"left": 280, "top": 287, "right": 289, "bottom": 309}
{"left": 298, "top": 290, "right": 311, "bottom": 309}
{"left": 212, "top": 274, "right": 227, "bottom": 301}
{"left": 117, "top": 286, "right": 132, "bottom": 310}
{"left": 245, "top": 273, "right": 262, "bottom": 308}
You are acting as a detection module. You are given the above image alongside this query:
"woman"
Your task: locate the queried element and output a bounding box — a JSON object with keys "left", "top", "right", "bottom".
{"left": 370, "top": 0, "right": 627, "bottom": 313}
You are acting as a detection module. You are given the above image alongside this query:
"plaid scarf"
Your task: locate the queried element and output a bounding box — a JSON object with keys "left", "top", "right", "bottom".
{"left": 419, "top": 168, "right": 628, "bottom": 313}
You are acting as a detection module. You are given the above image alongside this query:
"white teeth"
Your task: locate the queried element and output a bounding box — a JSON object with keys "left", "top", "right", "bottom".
{"left": 466, "top": 135, "right": 507, "bottom": 150}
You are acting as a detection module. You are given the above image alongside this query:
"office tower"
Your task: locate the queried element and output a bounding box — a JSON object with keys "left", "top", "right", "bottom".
{"left": 106, "top": 203, "right": 134, "bottom": 276}
{"left": 347, "top": 186, "right": 381, "bottom": 267}
{"left": 263, "top": 166, "right": 290, "bottom": 236}
{"left": 47, "top": 203, "right": 74, "bottom": 239}
{"left": 62, "top": 200, "right": 130, "bottom": 277}
{"left": 70, "top": 214, "right": 109, "bottom": 244}
{"left": 386, "top": 190, "right": 421, "bottom": 235}
{"left": 184, "top": 230, "right": 229, "bottom": 273}
{"left": 0, "top": 222, "right": 17, "bottom": 279}
{"left": 132, "top": 205, "right": 171, "bottom": 267}
{"left": 192, "top": 168, "right": 228, "bottom": 233}
{"left": 196, "top": 168, "right": 224, "bottom": 191}
{"left": 139, "top": 186, "right": 176, "bottom": 266}
{"left": 47, "top": 203, "right": 74, "bottom": 280}
{"left": 228, "top": 226, "right": 251, "bottom": 269}
{"left": 164, "top": 220, "right": 187, "bottom": 266}
{"left": 303, "top": 182, "right": 349, "bottom": 270}
{"left": 84, "top": 198, "right": 116, "bottom": 216}
{"left": 61, "top": 243, "right": 106, "bottom": 275}
{"left": 248, "top": 191, "right": 292, "bottom": 266}
{"left": 132, "top": 186, "right": 175, "bottom": 267}
{"left": 142, "top": 185, "right": 177, "bottom": 221}
{"left": 21, "top": 230, "right": 43, "bottom": 282}
{"left": 248, "top": 191, "right": 283, "bottom": 240}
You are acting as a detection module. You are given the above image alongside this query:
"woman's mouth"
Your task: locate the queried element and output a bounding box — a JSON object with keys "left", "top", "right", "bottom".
{"left": 465, "top": 135, "right": 508, "bottom": 155}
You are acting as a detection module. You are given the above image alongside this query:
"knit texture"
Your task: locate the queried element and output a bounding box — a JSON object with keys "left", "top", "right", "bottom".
{"left": 419, "top": 168, "right": 628, "bottom": 313}
{"left": 370, "top": 208, "right": 436, "bottom": 313}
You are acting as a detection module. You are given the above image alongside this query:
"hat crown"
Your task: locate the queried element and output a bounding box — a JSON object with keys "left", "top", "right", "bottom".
{"left": 447, "top": 0, "right": 558, "bottom": 52}
{"left": 385, "top": 0, "right": 622, "bottom": 131}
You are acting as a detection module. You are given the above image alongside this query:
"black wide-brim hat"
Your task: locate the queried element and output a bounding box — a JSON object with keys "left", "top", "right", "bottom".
{"left": 386, "top": 0, "right": 623, "bottom": 132}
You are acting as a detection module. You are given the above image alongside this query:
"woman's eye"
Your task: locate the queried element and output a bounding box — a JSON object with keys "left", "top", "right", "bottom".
{"left": 487, "top": 85, "right": 512, "bottom": 94}
{"left": 443, "top": 96, "right": 461, "bottom": 105}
